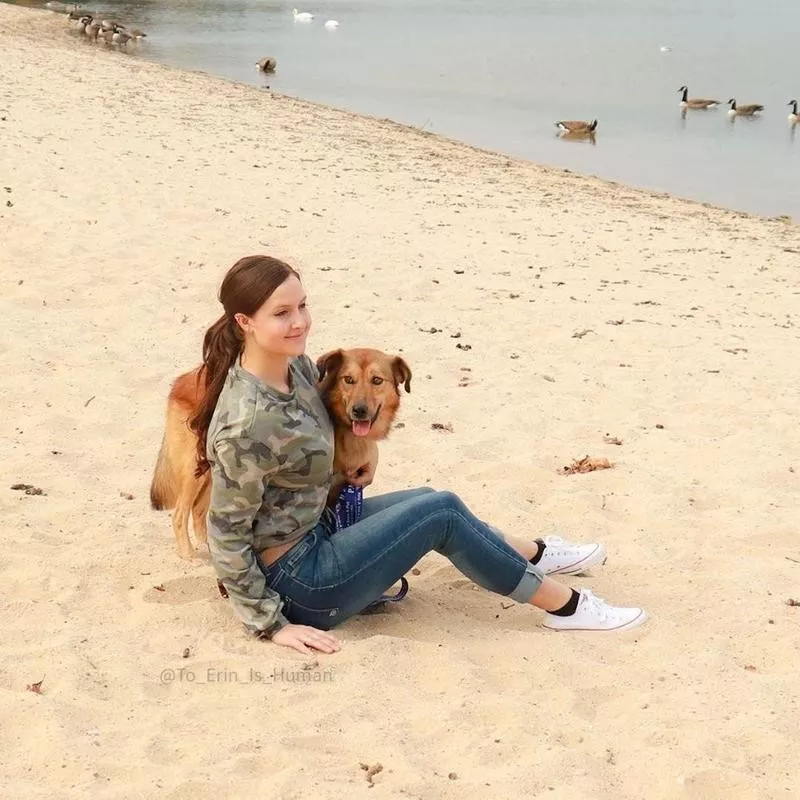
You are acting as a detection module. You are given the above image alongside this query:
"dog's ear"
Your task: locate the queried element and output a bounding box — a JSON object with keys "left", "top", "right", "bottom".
{"left": 391, "top": 356, "right": 412, "bottom": 394}
{"left": 316, "top": 349, "right": 344, "bottom": 394}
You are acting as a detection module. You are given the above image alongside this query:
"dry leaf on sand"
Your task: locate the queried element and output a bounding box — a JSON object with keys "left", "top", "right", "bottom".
{"left": 559, "top": 456, "right": 614, "bottom": 475}
{"left": 359, "top": 763, "right": 383, "bottom": 785}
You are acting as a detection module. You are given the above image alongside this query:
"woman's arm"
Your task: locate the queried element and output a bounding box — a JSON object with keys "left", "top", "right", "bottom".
{"left": 207, "top": 436, "right": 289, "bottom": 639}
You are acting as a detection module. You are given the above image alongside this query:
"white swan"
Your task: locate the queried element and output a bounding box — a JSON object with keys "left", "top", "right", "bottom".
{"left": 324, "top": 19, "right": 339, "bottom": 29}
{"left": 293, "top": 8, "right": 314, "bottom": 21}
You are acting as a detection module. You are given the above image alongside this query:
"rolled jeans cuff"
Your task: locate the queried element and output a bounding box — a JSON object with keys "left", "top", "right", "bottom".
{"left": 508, "top": 561, "right": 545, "bottom": 603}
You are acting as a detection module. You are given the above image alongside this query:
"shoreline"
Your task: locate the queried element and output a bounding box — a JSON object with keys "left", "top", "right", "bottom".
{"left": 6, "top": 3, "right": 798, "bottom": 226}
{"left": 3, "top": 3, "right": 800, "bottom": 799}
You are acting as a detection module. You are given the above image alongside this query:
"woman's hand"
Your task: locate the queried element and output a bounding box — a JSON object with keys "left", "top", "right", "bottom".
{"left": 346, "top": 460, "right": 376, "bottom": 488}
{"left": 270, "top": 623, "right": 341, "bottom": 654}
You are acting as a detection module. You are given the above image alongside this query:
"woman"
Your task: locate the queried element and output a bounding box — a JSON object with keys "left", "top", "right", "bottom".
{"left": 190, "top": 256, "right": 647, "bottom": 655}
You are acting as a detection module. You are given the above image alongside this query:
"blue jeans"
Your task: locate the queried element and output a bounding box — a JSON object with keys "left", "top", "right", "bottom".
{"left": 260, "top": 487, "right": 545, "bottom": 630}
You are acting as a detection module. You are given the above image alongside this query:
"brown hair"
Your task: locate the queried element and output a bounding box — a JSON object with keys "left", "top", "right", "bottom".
{"left": 189, "top": 255, "right": 300, "bottom": 476}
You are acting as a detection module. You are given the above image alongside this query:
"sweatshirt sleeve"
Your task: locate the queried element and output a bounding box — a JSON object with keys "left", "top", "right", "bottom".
{"left": 207, "top": 435, "right": 290, "bottom": 637}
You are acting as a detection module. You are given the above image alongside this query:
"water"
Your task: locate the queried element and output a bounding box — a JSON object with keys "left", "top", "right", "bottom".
{"left": 13, "top": 0, "right": 800, "bottom": 218}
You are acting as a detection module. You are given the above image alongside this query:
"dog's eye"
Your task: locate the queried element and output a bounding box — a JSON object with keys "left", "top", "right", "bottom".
{"left": 343, "top": 376, "right": 356, "bottom": 385}
{"left": 371, "top": 376, "right": 384, "bottom": 385}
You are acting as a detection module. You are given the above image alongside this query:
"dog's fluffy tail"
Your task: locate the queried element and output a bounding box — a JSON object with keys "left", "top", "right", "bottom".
{"left": 150, "top": 367, "right": 204, "bottom": 512}
{"left": 149, "top": 429, "right": 178, "bottom": 511}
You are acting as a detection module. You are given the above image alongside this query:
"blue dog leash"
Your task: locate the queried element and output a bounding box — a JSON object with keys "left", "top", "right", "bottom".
{"left": 331, "top": 484, "right": 364, "bottom": 532}
{"left": 333, "top": 484, "right": 409, "bottom": 611}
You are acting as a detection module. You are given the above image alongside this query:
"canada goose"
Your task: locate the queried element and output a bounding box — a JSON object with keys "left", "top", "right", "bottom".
{"left": 727, "top": 98, "right": 764, "bottom": 117}
{"left": 324, "top": 19, "right": 339, "bottom": 29}
{"left": 789, "top": 100, "right": 799, "bottom": 124}
{"left": 293, "top": 8, "right": 314, "bottom": 21}
{"left": 256, "top": 56, "right": 277, "bottom": 73}
{"left": 555, "top": 119, "right": 598, "bottom": 134}
{"left": 97, "top": 26, "right": 124, "bottom": 45}
{"left": 678, "top": 86, "right": 720, "bottom": 110}
{"left": 112, "top": 30, "right": 133, "bottom": 47}
{"left": 75, "top": 14, "right": 92, "bottom": 33}
{"left": 84, "top": 20, "right": 100, "bottom": 39}
{"left": 129, "top": 28, "right": 147, "bottom": 40}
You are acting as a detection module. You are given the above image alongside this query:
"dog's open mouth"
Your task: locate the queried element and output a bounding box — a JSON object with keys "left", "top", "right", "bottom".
{"left": 351, "top": 405, "right": 381, "bottom": 437}
{"left": 352, "top": 420, "right": 372, "bottom": 437}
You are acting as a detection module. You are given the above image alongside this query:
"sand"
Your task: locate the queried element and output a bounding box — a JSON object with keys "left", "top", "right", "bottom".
{"left": 2, "top": 5, "right": 800, "bottom": 799}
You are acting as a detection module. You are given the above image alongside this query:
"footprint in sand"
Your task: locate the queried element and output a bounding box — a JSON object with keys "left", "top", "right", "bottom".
{"left": 681, "top": 768, "right": 766, "bottom": 798}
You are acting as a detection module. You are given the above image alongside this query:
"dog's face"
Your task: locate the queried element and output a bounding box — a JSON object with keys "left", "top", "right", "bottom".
{"left": 316, "top": 348, "right": 411, "bottom": 440}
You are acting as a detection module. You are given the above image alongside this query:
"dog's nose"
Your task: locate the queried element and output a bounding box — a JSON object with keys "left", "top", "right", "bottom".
{"left": 351, "top": 403, "right": 369, "bottom": 420}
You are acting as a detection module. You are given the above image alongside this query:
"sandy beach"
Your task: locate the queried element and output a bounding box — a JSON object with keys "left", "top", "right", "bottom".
{"left": 2, "top": 5, "right": 800, "bottom": 798}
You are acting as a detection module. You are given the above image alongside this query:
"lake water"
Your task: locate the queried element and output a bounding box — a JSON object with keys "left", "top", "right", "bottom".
{"left": 12, "top": 0, "right": 800, "bottom": 219}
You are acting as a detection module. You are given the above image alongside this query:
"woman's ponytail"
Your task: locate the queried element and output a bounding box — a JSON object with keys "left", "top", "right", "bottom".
{"left": 189, "top": 313, "right": 242, "bottom": 476}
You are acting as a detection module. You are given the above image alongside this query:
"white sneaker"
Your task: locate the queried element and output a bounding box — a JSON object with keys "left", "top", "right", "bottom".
{"left": 543, "top": 589, "right": 647, "bottom": 632}
{"left": 535, "top": 535, "right": 607, "bottom": 576}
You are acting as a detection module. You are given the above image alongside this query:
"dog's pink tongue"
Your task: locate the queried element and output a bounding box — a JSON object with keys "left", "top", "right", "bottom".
{"left": 352, "top": 420, "right": 372, "bottom": 437}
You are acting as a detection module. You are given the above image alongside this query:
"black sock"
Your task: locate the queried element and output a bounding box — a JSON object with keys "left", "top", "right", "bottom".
{"left": 549, "top": 589, "right": 581, "bottom": 617}
{"left": 530, "top": 538, "right": 546, "bottom": 565}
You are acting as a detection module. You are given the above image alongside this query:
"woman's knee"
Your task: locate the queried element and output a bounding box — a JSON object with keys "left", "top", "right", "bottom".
{"left": 419, "top": 488, "right": 468, "bottom": 517}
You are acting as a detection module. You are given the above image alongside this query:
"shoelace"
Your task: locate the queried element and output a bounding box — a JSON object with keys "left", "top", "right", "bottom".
{"left": 579, "top": 589, "right": 610, "bottom": 623}
{"left": 542, "top": 536, "right": 581, "bottom": 559}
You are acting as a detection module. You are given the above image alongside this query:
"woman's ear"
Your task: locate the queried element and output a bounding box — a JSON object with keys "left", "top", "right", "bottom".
{"left": 391, "top": 356, "right": 412, "bottom": 394}
{"left": 316, "top": 349, "right": 344, "bottom": 392}
{"left": 233, "top": 313, "right": 251, "bottom": 335}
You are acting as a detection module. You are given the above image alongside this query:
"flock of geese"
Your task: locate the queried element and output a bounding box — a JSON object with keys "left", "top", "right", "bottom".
{"left": 44, "top": 5, "right": 337, "bottom": 72}
{"left": 555, "top": 86, "right": 800, "bottom": 141}
{"left": 46, "top": 4, "right": 147, "bottom": 49}
{"left": 43, "top": 6, "right": 800, "bottom": 138}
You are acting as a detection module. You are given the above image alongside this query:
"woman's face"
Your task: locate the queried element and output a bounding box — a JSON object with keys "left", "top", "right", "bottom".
{"left": 236, "top": 274, "right": 311, "bottom": 358}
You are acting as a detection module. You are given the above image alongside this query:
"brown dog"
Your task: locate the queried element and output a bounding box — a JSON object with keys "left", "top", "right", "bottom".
{"left": 316, "top": 348, "right": 412, "bottom": 504}
{"left": 150, "top": 348, "right": 411, "bottom": 559}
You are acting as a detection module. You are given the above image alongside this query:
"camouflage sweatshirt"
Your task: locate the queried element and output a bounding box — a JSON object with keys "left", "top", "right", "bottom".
{"left": 206, "top": 355, "right": 335, "bottom": 637}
